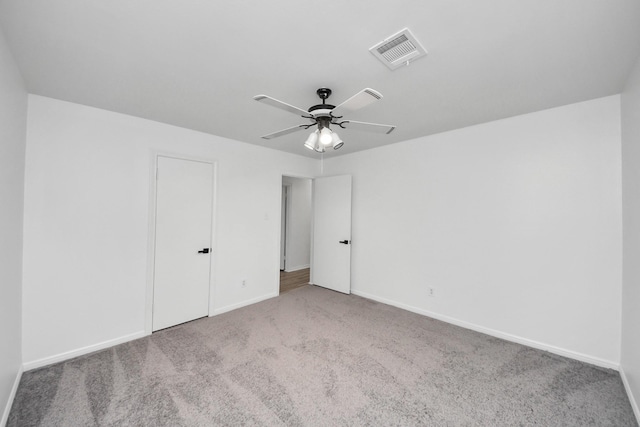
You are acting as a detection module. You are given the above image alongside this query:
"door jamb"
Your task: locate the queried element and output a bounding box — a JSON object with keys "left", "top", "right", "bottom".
{"left": 145, "top": 150, "right": 218, "bottom": 335}
{"left": 280, "top": 184, "right": 292, "bottom": 271}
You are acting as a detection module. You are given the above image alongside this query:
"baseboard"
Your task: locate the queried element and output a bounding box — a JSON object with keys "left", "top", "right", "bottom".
{"left": 23, "top": 331, "right": 147, "bottom": 371}
{"left": 620, "top": 367, "right": 640, "bottom": 424}
{"left": 351, "top": 289, "right": 619, "bottom": 370}
{"left": 23, "top": 294, "right": 281, "bottom": 371}
{"left": 212, "top": 292, "right": 278, "bottom": 316}
{"left": 1, "top": 365, "right": 22, "bottom": 427}
{"left": 284, "top": 264, "right": 310, "bottom": 273}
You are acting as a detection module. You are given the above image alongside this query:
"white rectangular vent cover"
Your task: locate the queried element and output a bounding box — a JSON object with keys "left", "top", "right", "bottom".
{"left": 370, "top": 28, "right": 427, "bottom": 70}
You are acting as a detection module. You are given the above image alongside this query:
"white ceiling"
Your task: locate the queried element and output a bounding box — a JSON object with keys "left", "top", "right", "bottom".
{"left": 1, "top": 0, "right": 640, "bottom": 158}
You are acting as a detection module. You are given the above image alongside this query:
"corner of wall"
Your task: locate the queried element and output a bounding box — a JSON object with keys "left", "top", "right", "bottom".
{"left": 620, "top": 52, "right": 640, "bottom": 427}
{"left": 0, "top": 22, "right": 27, "bottom": 427}
{"left": 620, "top": 367, "right": 640, "bottom": 424}
{"left": 0, "top": 366, "right": 23, "bottom": 426}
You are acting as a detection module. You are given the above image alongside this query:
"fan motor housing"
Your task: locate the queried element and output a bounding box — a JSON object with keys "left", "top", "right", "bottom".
{"left": 308, "top": 104, "right": 335, "bottom": 117}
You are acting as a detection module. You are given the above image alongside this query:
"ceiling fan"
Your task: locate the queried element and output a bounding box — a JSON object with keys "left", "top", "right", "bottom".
{"left": 253, "top": 87, "right": 395, "bottom": 153}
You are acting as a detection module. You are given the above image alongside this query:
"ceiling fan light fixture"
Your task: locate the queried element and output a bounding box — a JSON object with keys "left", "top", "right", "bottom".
{"left": 319, "top": 127, "right": 333, "bottom": 146}
{"left": 304, "top": 130, "right": 318, "bottom": 150}
{"left": 332, "top": 132, "right": 344, "bottom": 150}
{"left": 254, "top": 87, "right": 395, "bottom": 155}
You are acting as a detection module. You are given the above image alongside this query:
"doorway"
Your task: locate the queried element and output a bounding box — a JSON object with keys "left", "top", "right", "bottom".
{"left": 279, "top": 176, "right": 312, "bottom": 294}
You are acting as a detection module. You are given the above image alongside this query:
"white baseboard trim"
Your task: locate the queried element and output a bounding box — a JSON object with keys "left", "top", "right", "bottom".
{"left": 284, "top": 264, "right": 310, "bottom": 273}
{"left": 212, "top": 292, "right": 278, "bottom": 316}
{"left": 1, "top": 365, "right": 22, "bottom": 427}
{"left": 23, "top": 331, "right": 147, "bottom": 372}
{"left": 620, "top": 367, "right": 640, "bottom": 424}
{"left": 351, "top": 289, "right": 619, "bottom": 371}
{"left": 23, "top": 294, "right": 281, "bottom": 372}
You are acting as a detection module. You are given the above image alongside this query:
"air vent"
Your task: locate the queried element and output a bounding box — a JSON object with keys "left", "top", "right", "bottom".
{"left": 370, "top": 28, "right": 427, "bottom": 70}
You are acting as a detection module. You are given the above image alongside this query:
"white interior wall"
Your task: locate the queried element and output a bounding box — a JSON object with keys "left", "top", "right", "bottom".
{"left": 17, "top": 92, "right": 628, "bottom": 380}
{"left": 282, "top": 176, "right": 311, "bottom": 272}
{"left": 14, "top": 84, "right": 636, "bottom": 418}
{"left": 22, "top": 95, "right": 318, "bottom": 367}
{"left": 0, "top": 27, "right": 27, "bottom": 424}
{"left": 621, "top": 55, "right": 640, "bottom": 419}
{"left": 323, "top": 96, "right": 623, "bottom": 367}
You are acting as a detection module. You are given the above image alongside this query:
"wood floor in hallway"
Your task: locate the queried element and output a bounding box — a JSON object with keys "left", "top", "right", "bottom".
{"left": 279, "top": 268, "right": 310, "bottom": 294}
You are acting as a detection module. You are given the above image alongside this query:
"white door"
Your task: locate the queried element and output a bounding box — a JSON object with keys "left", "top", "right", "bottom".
{"left": 153, "top": 156, "right": 214, "bottom": 331}
{"left": 312, "top": 175, "right": 352, "bottom": 294}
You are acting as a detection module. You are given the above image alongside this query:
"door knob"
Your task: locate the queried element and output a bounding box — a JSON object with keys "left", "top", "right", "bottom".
{"left": 339, "top": 240, "right": 350, "bottom": 244}
{"left": 198, "top": 248, "right": 210, "bottom": 254}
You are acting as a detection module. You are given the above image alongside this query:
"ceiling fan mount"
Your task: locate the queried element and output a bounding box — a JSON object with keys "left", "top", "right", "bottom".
{"left": 308, "top": 88, "right": 336, "bottom": 117}
{"left": 253, "top": 87, "right": 395, "bottom": 153}
{"left": 316, "top": 87, "right": 332, "bottom": 101}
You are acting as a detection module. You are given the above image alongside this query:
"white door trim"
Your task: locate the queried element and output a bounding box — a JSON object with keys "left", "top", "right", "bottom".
{"left": 280, "top": 184, "right": 291, "bottom": 271}
{"left": 145, "top": 150, "right": 218, "bottom": 335}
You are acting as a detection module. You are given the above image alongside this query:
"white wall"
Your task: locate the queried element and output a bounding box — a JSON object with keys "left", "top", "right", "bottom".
{"left": 22, "top": 95, "right": 317, "bottom": 367}
{"left": 9, "top": 78, "right": 636, "bottom": 417}
{"left": 0, "top": 27, "right": 27, "bottom": 424}
{"left": 282, "top": 176, "right": 311, "bottom": 271}
{"left": 324, "top": 96, "right": 623, "bottom": 367}
{"left": 621, "top": 55, "right": 640, "bottom": 419}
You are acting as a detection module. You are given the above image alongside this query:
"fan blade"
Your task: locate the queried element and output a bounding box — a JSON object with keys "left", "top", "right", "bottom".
{"left": 333, "top": 88, "right": 383, "bottom": 115}
{"left": 253, "top": 95, "right": 309, "bottom": 117}
{"left": 341, "top": 120, "right": 396, "bottom": 135}
{"left": 260, "top": 125, "right": 307, "bottom": 140}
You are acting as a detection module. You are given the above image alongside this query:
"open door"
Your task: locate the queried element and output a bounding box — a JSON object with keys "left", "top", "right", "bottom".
{"left": 312, "top": 175, "right": 352, "bottom": 294}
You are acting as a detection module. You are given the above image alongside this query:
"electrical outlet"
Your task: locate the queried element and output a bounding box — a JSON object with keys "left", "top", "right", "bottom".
{"left": 428, "top": 287, "right": 435, "bottom": 297}
{"left": 241, "top": 279, "right": 247, "bottom": 288}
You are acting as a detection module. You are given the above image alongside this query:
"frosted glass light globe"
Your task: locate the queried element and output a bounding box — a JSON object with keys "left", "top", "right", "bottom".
{"left": 319, "top": 127, "right": 333, "bottom": 146}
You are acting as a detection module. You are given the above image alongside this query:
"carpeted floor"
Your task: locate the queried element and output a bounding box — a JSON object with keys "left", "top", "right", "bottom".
{"left": 9, "top": 286, "right": 638, "bottom": 426}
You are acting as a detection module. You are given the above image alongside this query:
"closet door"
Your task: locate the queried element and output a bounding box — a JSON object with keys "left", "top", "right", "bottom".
{"left": 153, "top": 155, "right": 213, "bottom": 331}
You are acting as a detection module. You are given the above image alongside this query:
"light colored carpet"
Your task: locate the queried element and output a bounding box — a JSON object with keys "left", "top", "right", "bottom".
{"left": 9, "top": 286, "right": 637, "bottom": 426}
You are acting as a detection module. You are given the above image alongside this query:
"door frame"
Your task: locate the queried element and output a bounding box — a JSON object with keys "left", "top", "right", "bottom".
{"left": 278, "top": 173, "right": 314, "bottom": 295}
{"left": 280, "top": 184, "right": 291, "bottom": 271}
{"left": 145, "top": 151, "right": 218, "bottom": 335}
